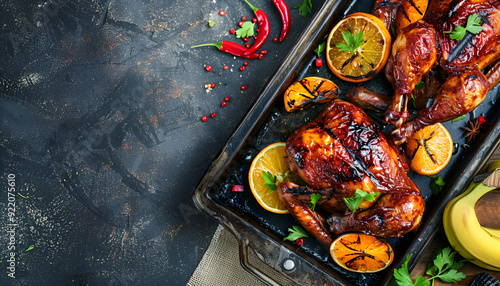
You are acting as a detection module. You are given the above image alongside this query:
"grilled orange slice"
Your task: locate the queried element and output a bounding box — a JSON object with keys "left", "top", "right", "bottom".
{"left": 330, "top": 233, "right": 394, "bottom": 273}
{"left": 326, "top": 12, "right": 391, "bottom": 82}
{"left": 284, "top": 77, "right": 340, "bottom": 112}
{"left": 395, "top": 0, "right": 429, "bottom": 34}
{"left": 406, "top": 123, "right": 453, "bottom": 175}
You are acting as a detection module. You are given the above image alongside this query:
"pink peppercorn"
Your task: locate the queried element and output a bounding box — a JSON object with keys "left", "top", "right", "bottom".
{"left": 221, "top": 102, "right": 227, "bottom": 107}
{"left": 241, "top": 85, "right": 247, "bottom": 90}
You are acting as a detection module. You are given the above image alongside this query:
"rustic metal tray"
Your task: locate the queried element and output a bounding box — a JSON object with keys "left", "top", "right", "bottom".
{"left": 193, "top": 0, "right": 500, "bottom": 285}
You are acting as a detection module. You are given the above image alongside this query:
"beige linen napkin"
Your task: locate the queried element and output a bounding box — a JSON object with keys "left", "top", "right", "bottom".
{"left": 187, "top": 225, "right": 300, "bottom": 286}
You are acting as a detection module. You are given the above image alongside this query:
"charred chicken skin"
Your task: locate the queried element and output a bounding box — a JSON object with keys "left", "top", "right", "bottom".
{"left": 372, "top": 0, "right": 500, "bottom": 144}
{"left": 277, "top": 100, "right": 424, "bottom": 245}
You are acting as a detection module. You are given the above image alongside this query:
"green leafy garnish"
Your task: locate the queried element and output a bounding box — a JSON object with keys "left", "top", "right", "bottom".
{"left": 394, "top": 248, "right": 466, "bottom": 286}
{"left": 429, "top": 175, "right": 446, "bottom": 195}
{"left": 452, "top": 114, "right": 466, "bottom": 122}
{"left": 446, "top": 13, "right": 483, "bottom": 41}
{"left": 343, "top": 189, "right": 379, "bottom": 213}
{"left": 409, "top": 93, "right": 416, "bottom": 110}
{"left": 335, "top": 31, "right": 364, "bottom": 53}
{"left": 26, "top": 245, "right": 34, "bottom": 252}
{"left": 308, "top": 193, "right": 322, "bottom": 210}
{"left": 236, "top": 21, "right": 255, "bottom": 38}
{"left": 283, "top": 225, "right": 309, "bottom": 241}
{"left": 294, "top": 0, "right": 312, "bottom": 18}
{"left": 261, "top": 171, "right": 277, "bottom": 192}
{"left": 208, "top": 20, "right": 215, "bottom": 27}
{"left": 314, "top": 42, "right": 326, "bottom": 58}
{"left": 415, "top": 81, "right": 425, "bottom": 90}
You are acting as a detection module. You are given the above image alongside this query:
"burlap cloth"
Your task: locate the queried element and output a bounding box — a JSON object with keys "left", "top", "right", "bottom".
{"left": 187, "top": 224, "right": 300, "bottom": 286}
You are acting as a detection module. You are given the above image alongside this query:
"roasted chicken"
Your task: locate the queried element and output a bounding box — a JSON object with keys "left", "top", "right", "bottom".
{"left": 372, "top": 0, "right": 500, "bottom": 144}
{"left": 277, "top": 100, "right": 424, "bottom": 245}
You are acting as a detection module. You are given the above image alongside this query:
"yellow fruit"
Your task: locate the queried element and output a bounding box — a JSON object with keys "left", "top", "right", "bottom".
{"left": 326, "top": 12, "right": 391, "bottom": 82}
{"left": 406, "top": 123, "right": 453, "bottom": 175}
{"left": 248, "top": 142, "right": 291, "bottom": 214}
{"left": 330, "top": 233, "right": 394, "bottom": 273}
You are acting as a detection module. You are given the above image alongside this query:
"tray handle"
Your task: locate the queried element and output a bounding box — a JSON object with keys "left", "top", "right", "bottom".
{"left": 238, "top": 238, "right": 281, "bottom": 286}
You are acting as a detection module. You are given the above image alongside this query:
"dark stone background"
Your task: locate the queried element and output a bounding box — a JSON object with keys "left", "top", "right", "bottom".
{"left": 0, "top": 0, "right": 323, "bottom": 285}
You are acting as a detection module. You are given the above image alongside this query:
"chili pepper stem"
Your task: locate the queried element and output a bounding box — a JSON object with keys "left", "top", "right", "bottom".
{"left": 191, "top": 42, "right": 223, "bottom": 49}
{"left": 244, "top": 0, "right": 259, "bottom": 13}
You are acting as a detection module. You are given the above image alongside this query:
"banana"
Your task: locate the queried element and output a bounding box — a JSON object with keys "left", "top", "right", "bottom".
{"left": 443, "top": 169, "right": 500, "bottom": 271}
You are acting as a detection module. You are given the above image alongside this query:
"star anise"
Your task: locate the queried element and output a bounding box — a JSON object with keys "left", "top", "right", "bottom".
{"left": 462, "top": 119, "right": 481, "bottom": 142}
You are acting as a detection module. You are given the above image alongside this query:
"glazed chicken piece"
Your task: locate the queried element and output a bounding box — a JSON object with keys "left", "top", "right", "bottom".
{"left": 373, "top": 0, "right": 500, "bottom": 144}
{"left": 278, "top": 100, "right": 424, "bottom": 245}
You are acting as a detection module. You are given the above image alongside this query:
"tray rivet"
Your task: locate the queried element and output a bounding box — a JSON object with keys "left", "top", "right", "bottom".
{"left": 282, "top": 259, "right": 295, "bottom": 271}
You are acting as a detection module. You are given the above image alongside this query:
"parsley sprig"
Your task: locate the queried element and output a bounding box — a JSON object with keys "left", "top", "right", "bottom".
{"left": 294, "top": 0, "right": 312, "bottom": 18}
{"left": 446, "top": 13, "right": 483, "bottom": 41}
{"left": 336, "top": 31, "right": 364, "bottom": 53}
{"left": 343, "top": 189, "right": 379, "bottom": 213}
{"left": 394, "top": 248, "right": 466, "bottom": 286}
{"left": 283, "top": 225, "right": 309, "bottom": 241}
{"left": 314, "top": 42, "right": 326, "bottom": 58}
{"left": 261, "top": 171, "right": 277, "bottom": 192}
{"left": 429, "top": 175, "right": 446, "bottom": 195}
{"left": 236, "top": 21, "right": 255, "bottom": 38}
{"left": 308, "top": 193, "right": 322, "bottom": 210}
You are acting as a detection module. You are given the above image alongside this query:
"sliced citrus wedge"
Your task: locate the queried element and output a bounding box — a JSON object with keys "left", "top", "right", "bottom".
{"left": 248, "top": 142, "right": 293, "bottom": 214}
{"left": 283, "top": 77, "right": 340, "bottom": 112}
{"left": 406, "top": 123, "right": 453, "bottom": 175}
{"left": 330, "top": 233, "right": 394, "bottom": 273}
{"left": 395, "top": 0, "right": 429, "bottom": 34}
{"left": 326, "top": 12, "right": 391, "bottom": 82}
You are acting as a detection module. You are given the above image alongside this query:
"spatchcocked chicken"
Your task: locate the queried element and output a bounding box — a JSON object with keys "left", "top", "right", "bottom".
{"left": 277, "top": 100, "right": 424, "bottom": 246}
{"left": 373, "top": 0, "right": 500, "bottom": 144}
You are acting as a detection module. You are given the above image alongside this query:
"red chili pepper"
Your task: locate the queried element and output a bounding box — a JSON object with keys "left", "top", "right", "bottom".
{"left": 243, "top": 0, "right": 270, "bottom": 55}
{"left": 273, "top": 0, "right": 291, "bottom": 42}
{"left": 315, "top": 58, "right": 323, "bottom": 67}
{"left": 231, "top": 185, "right": 244, "bottom": 192}
{"left": 191, "top": 41, "right": 259, "bottom": 59}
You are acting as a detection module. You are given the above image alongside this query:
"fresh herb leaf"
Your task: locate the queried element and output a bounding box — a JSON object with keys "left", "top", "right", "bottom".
{"left": 415, "top": 81, "right": 425, "bottom": 90}
{"left": 236, "top": 21, "right": 255, "bottom": 38}
{"left": 447, "top": 13, "right": 483, "bottom": 41}
{"left": 394, "top": 254, "right": 430, "bottom": 286}
{"left": 336, "top": 31, "right": 364, "bottom": 53}
{"left": 294, "top": 0, "right": 312, "bottom": 18}
{"left": 452, "top": 114, "right": 466, "bottom": 122}
{"left": 429, "top": 175, "right": 446, "bottom": 195}
{"left": 26, "top": 245, "right": 34, "bottom": 252}
{"left": 343, "top": 189, "right": 379, "bottom": 213}
{"left": 308, "top": 193, "right": 322, "bottom": 210}
{"left": 18, "top": 193, "right": 27, "bottom": 199}
{"left": 208, "top": 20, "right": 215, "bottom": 27}
{"left": 314, "top": 42, "right": 326, "bottom": 58}
{"left": 261, "top": 171, "right": 277, "bottom": 192}
{"left": 283, "top": 225, "right": 309, "bottom": 241}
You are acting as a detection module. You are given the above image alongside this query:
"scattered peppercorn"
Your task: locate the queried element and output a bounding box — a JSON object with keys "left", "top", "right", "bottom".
{"left": 261, "top": 50, "right": 268, "bottom": 54}
{"left": 243, "top": 61, "right": 249, "bottom": 66}
{"left": 205, "top": 84, "right": 212, "bottom": 89}
{"left": 225, "top": 97, "right": 230, "bottom": 101}
{"left": 231, "top": 185, "right": 244, "bottom": 192}
{"left": 295, "top": 238, "right": 304, "bottom": 246}
{"left": 221, "top": 101, "right": 227, "bottom": 107}
{"left": 240, "top": 66, "right": 246, "bottom": 71}
{"left": 205, "top": 65, "right": 212, "bottom": 72}
{"left": 239, "top": 21, "right": 244, "bottom": 27}
{"left": 230, "top": 28, "right": 235, "bottom": 34}
{"left": 245, "top": 43, "right": 250, "bottom": 48}
{"left": 243, "top": 37, "right": 249, "bottom": 42}
{"left": 316, "top": 58, "right": 323, "bottom": 67}
{"left": 208, "top": 20, "right": 215, "bottom": 27}
{"left": 242, "top": 16, "right": 247, "bottom": 21}
{"left": 211, "top": 112, "right": 216, "bottom": 118}
{"left": 259, "top": 54, "right": 264, "bottom": 59}
{"left": 241, "top": 85, "right": 247, "bottom": 90}
{"left": 252, "top": 18, "right": 257, "bottom": 23}
{"left": 256, "top": 28, "right": 260, "bottom": 33}
{"left": 211, "top": 83, "right": 216, "bottom": 88}
{"left": 219, "top": 10, "right": 226, "bottom": 16}
{"left": 273, "top": 37, "right": 278, "bottom": 42}
{"left": 202, "top": 116, "right": 208, "bottom": 122}
{"left": 224, "top": 65, "right": 229, "bottom": 70}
